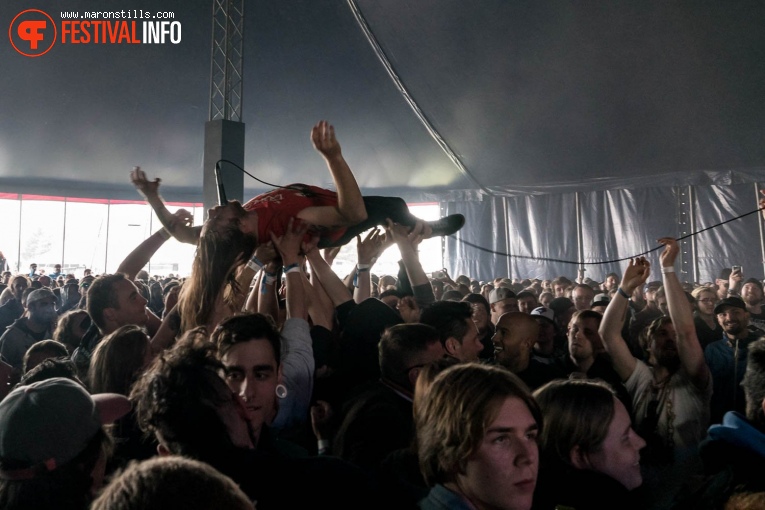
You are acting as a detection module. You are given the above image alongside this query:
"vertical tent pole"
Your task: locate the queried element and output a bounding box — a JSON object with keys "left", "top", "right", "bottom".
{"left": 575, "top": 192, "right": 584, "bottom": 279}
{"left": 16, "top": 197, "right": 22, "bottom": 273}
{"left": 689, "top": 186, "right": 699, "bottom": 283}
{"left": 503, "top": 196, "right": 512, "bottom": 278}
{"left": 61, "top": 200, "right": 68, "bottom": 268}
{"left": 756, "top": 183, "right": 765, "bottom": 278}
{"left": 104, "top": 202, "right": 111, "bottom": 273}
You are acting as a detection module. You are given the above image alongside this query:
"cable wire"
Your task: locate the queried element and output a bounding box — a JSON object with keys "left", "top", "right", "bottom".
{"left": 450, "top": 206, "right": 765, "bottom": 266}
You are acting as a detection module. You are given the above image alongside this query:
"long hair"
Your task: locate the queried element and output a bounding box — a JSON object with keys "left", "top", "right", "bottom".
{"left": 89, "top": 325, "right": 150, "bottom": 395}
{"left": 53, "top": 310, "right": 89, "bottom": 354}
{"left": 178, "top": 225, "right": 256, "bottom": 333}
{"left": 533, "top": 379, "right": 616, "bottom": 467}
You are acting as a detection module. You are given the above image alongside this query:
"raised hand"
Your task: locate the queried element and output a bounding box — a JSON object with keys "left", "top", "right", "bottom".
{"left": 385, "top": 218, "right": 428, "bottom": 249}
{"left": 253, "top": 241, "right": 278, "bottom": 267}
{"left": 130, "top": 166, "right": 161, "bottom": 199}
{"left": 322, "top": 245, "right": 342, "bottom": 266}
{"left": 168, "top": 208, "right": 194, "bottom": 229}
{"left": 729, "top": 265, "right": 743, "bottom": 292}
{"left": 311, "top": 120, "right": 341, "bottom": 159}
{"left": 302, "top": 235, "right": 321, "bottom": 257}
{"left": 356, "top": 228, "right": 386, "bottom": 265}
{"left": 271, "top": 217, "right": 310, "bottom": 265}
{"left": 397, "top": 295, "right": 421, "bottom": 323}
{"left": 657, "top": 237, "right": 679, "bottom": 268}
{"left": 621, "top": 257, "right": 651, "bottom": 293}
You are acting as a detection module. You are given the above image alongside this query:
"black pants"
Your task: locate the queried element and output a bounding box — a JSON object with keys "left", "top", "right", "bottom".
{"left": 319, "top": 196, "right": 418, "bottom": 248}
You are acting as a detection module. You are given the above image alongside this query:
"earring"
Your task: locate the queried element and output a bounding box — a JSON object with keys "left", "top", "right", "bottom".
{"left": 275, "top": 384, "right": 288, "bottom": 399}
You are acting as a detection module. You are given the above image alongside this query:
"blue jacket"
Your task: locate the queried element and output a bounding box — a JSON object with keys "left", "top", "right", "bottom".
{"left": 673, "top": 412, "right": 765, "bottom": 510}
{"left": 704, "top": 330, "right": 759, "bottom": 424}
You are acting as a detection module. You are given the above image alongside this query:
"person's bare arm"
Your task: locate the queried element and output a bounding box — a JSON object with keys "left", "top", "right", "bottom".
{"left": 303, "top": 272, "right": 334, "bottom": 330}
{"left": 305, "top": 241, "right": 353, "bottom": 307}
{"left": 296, "top": 121, "right": 367, "bottom": 228}
{"left": 599, "top": 257, "right": 651, "bottom": 381}
{"left": 658, "top": 237, "right": 710, "bottom": 389}
{"left": 256, "top": 260, "right": 280, "bottom": 321}
{"left": 353, "top": 228, "right": 389, "bottom": 303}
{"left": 117, "top": 209, "right": 192, "bottom": 280}
{"left": 149, "top": 305, "right": 180, "bottom": 357}
{"left": 322, "top": 246, "right": 342, "bottom": 267}
{"left": 386, "top": 219, "right": 429, "bottom": 288}
{"left": 131, "top": 167, "right": 201, "bottom": 245}
{"left": 271, "top": 218, "right": 309, "bottom": 321}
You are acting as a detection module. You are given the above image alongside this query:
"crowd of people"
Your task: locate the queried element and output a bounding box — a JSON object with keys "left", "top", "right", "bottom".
{"left": 0, "top": 122, "right": 765, "bottom": 509}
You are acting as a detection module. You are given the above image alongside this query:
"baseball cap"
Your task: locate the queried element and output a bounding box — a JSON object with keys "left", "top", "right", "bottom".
{"left": 530, "top": 306, "right": 555, "bottom": 324}
{"left": 0, "top": 378, "right": 131, "bottom": 480}
{"left": 714, "top": 296, "right": 747, "bottom": 316}
{"left": 25, "top": 288, "right": 56, "bottom": 307}
{"left": 744, "top": 278, "right": 764, "bottom": 293}
{"left": 592, "top": 294, "right": 611, "bottom": 308}
{"left": 516, "top": 290, "right": 536, "bottom": 300}
{"left": 489, "top": 288, "right": 516, "bottom": 304}
{"left": 549, "top": 297, "right": 575, "bottom": 316}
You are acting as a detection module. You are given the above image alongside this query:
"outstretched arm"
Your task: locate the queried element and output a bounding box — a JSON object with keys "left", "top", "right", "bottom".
{"left": 353, "top": 228, "right": 390, "bottom": 303}
{"left": 386, "top": 219, "right": 429, "bottom": 289}
{"left": 271, "top": 218, "right": 309, "bottom": 321}
{"left": 658, "top": 237, "right": 710, "bottom": 389}
{"left": 599, "top": 258, "right": 651, "bottom": 382}
{"left": 131, "top": 167, "right": 201, "bottom": 245}
{"left": 305, "top": 243, "right": 353, "bottom": 308}
{"left": 296, "top": 121, "right": 367, "bottom": 228}
{"left": 117, "top": 209, "right": 192, "bottom": 280}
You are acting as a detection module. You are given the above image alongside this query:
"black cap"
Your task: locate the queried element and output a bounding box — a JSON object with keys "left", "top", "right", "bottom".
{"left": 714, "top": 296, "right": 747, "bottom": 315}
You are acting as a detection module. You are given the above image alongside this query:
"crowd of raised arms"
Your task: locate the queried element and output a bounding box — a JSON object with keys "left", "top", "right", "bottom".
{"left": 1, "top": 121, "right": 765, "bottom": 510}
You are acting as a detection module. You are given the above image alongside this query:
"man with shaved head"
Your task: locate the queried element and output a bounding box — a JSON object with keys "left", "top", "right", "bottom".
{"left": 492, "top": 312, "right": 561, "bottom": 390}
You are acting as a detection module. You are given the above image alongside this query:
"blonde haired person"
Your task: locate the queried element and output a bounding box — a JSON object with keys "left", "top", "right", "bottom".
{"left": 417, "top": 363, "right": 541, "bottom": 510}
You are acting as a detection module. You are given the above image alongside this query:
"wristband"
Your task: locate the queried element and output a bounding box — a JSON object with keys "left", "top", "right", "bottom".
{"left": 158, "top": 228, "right": 172, "bottom": 240}
{"left": 284, "top": 263, "right": 300, "bottom": 274}
{"left": 661, "top": 267, "right": 675, "bottom": 274}
{"left": 247, "top": 256, "right": 265, "bottom": 272}
{"left": 260, "top": 272, "right": 277, "bottom": 295}
{"left": 617, "top": 287, "right": 630, "bottom": 299}
{"left": 317, "top": 439, "right": 330, "bottom": 455}
{"left": 353, "top": 265, "right": 370, "bottom": 288}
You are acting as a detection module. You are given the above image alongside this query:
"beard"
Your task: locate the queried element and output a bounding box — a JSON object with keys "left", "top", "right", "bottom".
{"left": 656, "top": 350, "right": 681, "bottom": 372}
{"left": 30, "top": 309, "right": 56, "bottom": 324}
{"left": 723, "top": 322, "right": 745, "bottom": 336}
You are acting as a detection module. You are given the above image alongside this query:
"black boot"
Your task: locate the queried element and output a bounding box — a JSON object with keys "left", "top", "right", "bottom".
{"left": 427, "top": 214, "right": 465, "bottom": 238}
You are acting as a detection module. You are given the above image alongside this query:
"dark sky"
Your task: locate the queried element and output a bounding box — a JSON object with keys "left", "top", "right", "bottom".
{"left": 2, "top": 0, "right": 765, "bottom": 201}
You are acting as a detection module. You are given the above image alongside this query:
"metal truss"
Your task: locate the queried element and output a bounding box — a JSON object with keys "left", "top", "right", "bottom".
{"left": 209, "top": 0, "right": 244, "bottom": 121}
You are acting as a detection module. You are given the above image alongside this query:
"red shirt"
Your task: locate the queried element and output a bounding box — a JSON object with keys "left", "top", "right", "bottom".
{"left": 243, "top": 184, "right": 348, "bottom": 244}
